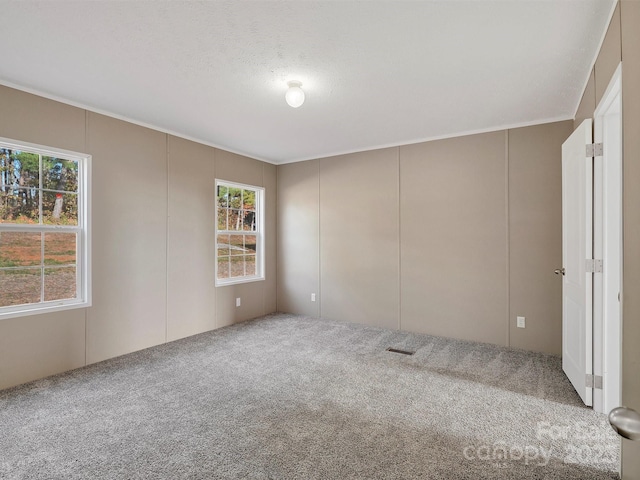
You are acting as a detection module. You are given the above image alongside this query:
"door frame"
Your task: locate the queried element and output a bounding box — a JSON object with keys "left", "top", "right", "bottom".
{"left": 593, "top": 62, "right": 622, "bottom": 415}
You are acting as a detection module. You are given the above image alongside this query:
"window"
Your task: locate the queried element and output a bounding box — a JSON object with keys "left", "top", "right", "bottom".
{"left": 215, "top": 180, "right": 264, "bottom": 285}
{"left": 0, "top": 137, "right": 90, "bottom": 318}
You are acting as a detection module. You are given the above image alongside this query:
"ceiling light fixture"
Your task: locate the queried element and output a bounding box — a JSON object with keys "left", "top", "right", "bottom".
{"left": 285, "top": 81, "right": 305, "bottom": 108}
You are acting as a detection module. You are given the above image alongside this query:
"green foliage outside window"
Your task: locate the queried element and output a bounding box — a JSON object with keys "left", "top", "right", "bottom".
{"left": 0, "top": 149, "right": 78, "bottom": 225}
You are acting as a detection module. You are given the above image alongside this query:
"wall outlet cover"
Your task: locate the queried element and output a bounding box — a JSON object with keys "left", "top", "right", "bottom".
{"left": 517, "top": 316, "right": 525, "bottom": 328}
{"left": 236, "top": 298, "right": 241, "bottom": 307}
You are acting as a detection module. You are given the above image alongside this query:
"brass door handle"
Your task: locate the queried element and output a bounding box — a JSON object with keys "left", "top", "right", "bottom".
{"left": 554, "top": 268, "right": 565, "bottom": 276}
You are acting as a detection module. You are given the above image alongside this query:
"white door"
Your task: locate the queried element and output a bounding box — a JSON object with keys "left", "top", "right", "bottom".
{"left": 561, "top": 119, "right": 593, "bottom": 406}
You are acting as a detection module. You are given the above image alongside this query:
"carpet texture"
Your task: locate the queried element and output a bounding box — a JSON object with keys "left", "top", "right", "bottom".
{"left": 0, "top": 313, "right": 619, "bottom": 479}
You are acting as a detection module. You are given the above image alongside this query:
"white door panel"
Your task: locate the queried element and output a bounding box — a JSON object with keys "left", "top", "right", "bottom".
{"left": 561, "top": 119, "right": 593, "bottom": 406}
{"left": 593, "top": 64, "right": 622, "bottom": 415}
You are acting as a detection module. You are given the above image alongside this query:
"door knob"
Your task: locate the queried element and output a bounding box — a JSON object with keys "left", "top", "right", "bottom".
{"left": 609, "top": 407, "right": 640, "bottom": 441}
{"left": 554, "top": 268, "right": 565, "bottom": 276}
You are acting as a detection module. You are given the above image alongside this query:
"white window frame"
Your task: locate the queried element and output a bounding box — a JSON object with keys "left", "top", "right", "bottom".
{"left": 215, "top": 179, "right": 265, "bottom": 286}
{"left": 0, "top": 137, "right": 91, "bottom": 319}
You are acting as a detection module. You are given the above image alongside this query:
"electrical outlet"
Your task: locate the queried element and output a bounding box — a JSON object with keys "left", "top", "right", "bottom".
{"left": 236, "top": 297, "right": 241, "bottom": 307}
{"left": 517, "top": 316, "right": 526, "bottom": 328}
{"left": 311, "top": 293, "right": 316, "bottom": 302}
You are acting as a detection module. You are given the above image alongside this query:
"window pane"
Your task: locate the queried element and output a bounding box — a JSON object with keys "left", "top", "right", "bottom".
{"left": 230, "top": 255, "right": 244, "bottom": 277}
{"left": 44, "top": 266, "right": 76, "bottom": 301}
{"left": 228, "top": 209, "right": 241, "bottom": 230}
{"left": 217, "top": 256, "right": 230, "bottom": 279}
{"left": 43, "top": 157, "right": 78, "bottom": 192}
{"left": 245, "top": 255, "right": 256, "bottom": 276}
{"left": 0, "top": 188, "right": 39, "bottom": 224}
{"left": 230, "top": 235, "right": 244, "bottom": 255}
{"left": 228, "top": 187, "right": 242, "bottom": 209}
{"left": 217, "top": 207, "right": 228, "bottom": 230}
{"left": 217, "top": 185, "right": 228, "bottom": 208}
{"left": 0, "top": 149, "right": 39, "bottom": 189}
{"left": 217, "top": 234, "right": 229, "bottom": 256}
{"left": 215, "top": 182, "right": 262, "bottom": 284}
{"left": 242, "top": 189, "right": 256, "bottom": 210}
{"left": 242, "top": 210, "right": 256, "bottom": 231}
{"left": 0, "top": 268, "right": 41, "bottom": 307}
{"left": 0, "top": 231, "right": 41, "bottom": 267}
{"left": 44, "top": 233, "right": 76, "bottom": 266}
{"left": 244, "top": 235, "right": 256, "bottom": 254}
{"left": 43, "top": 192, "right": 77, "bottom": 225}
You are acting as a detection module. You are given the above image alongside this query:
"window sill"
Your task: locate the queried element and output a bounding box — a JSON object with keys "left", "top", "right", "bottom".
{"left": 215, "top": 276, "right": 265, "bottom": 288}
{"left": 0, "top": 299, "right": 91, "bottom": 320}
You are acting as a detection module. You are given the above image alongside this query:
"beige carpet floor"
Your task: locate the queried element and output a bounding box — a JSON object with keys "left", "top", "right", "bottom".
{"left": 0, "top": 313, "right": 620, "bottom": 479}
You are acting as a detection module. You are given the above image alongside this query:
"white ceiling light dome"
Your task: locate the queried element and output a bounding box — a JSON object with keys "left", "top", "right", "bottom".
{"left": 285, "top": 81, "right": 305, "bottom": 108}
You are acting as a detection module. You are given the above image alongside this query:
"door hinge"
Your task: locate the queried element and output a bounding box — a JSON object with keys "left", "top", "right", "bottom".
{"left": 586, "top": 143, "right": 603, "bottom": 157}
{"left": 586, "top": 259, "right": 603, "bottom": 273}
{"left": 586, "top": 374, "right": 603, "bottom": 389}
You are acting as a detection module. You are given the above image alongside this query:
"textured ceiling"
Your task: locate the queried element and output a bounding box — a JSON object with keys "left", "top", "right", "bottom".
{"left": 0, "top": 0, "right": 615, "bottom": 164}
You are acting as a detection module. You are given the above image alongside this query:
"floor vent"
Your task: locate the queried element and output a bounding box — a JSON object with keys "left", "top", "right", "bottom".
{"left": 386, "top": 347, "right": 415, "bottom": 356}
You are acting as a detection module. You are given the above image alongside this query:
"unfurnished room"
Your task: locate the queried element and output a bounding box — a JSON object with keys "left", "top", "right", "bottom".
{"left": 1, "top": 1, "right": 640, "bottom": 479}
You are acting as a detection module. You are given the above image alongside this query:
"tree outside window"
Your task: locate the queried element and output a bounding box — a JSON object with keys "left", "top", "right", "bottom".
{"left": 215, "top": 180, "right": 264, "bottom": 285}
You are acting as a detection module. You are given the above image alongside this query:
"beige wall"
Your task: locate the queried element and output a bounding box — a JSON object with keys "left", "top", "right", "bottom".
{"left": 0, "top": 310, "right": 85, "bottom": 390}
{"left": 508, "top": 122, "right": 573, "bottom": 353}
{"left": 167, "top": 135, "right": 216, "bottom": 341}
{"left": 0, "top": 85, "right": 277, "bottom": 390}
{"left": 320, "top": 149, "right": 399, "bottom": 330}
{"left": 276, "top": 160, "right": 320, "bottom": 317}
{"left": 86, "top": 113, "right": 168, "bottom": 364}
{"left": 278, "top": 120, "right": 572, "bottom": 355}
{"left": 576, "top": 2, "right": 622, "bottom": 131}
{"left": 574, "top": 70, "right": 596, "bottom": 130}
{"left": 621, "top": 1, "right": 640, "bottom": 477}
{"left": 595, "top": 2, "right": 621, "bottom": 107}
{"left": 401, "top": 132, "right": 508, "bottom": 344}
